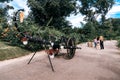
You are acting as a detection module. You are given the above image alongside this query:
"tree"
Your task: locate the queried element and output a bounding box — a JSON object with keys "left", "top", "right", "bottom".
{"left": 82, "top": 22, "right": 97, "bottom": 39}
{"left": 78, "top": 0, "right": 114, "bottom": 23}
{"left": 0, "top": 1, "right": 14, "bottom": 41}
{"left": 111, "top": 18, "right": 120, "bottom": 36}
{"left": 27, "top": 0, "right": 77, "bottom": 29}
{"left": 0, "top": 2, "right": 14, "bottom": 26}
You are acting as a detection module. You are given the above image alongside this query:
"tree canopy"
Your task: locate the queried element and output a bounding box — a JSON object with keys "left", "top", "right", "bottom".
{"left": 27, "top": 0, "right": 114, "bottom": 29}
{"left": 27, "top": 0, "right": 77, "bottom": 29}
{"left": 78, "top": 0, "right": 114, "bottom": 22}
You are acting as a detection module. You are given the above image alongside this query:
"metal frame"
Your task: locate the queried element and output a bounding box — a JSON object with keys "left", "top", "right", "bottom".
{"left": 13, "top": 9, "right": 81, "bottom": 72}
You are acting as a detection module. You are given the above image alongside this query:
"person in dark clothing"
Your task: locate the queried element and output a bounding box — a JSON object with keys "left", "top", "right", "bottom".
{"left": 100, "top": 40, "right": 104, "bottom": 49}
{"left": 99, "top": 36, "right": 104, "bottom": 49}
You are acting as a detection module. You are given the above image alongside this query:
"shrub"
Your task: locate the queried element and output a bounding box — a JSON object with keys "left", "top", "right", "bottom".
{"left": 117, "top": 38, "right": 120, "bottom": 48}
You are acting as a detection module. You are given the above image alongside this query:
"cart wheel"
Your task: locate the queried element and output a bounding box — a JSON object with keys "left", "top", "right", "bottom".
{"left": 64, "top": 37, "right": 76, "bottom": 59}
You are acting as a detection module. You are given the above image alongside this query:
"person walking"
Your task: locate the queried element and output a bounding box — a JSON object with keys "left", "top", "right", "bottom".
{"left": 96, "top": 37, "right": 100, "bottom": 49}
{"left": 99, "top": 36, "right": 104, "bottom": 49}
{"left": 94, "top": 37, "right": 97, "bottom": 48}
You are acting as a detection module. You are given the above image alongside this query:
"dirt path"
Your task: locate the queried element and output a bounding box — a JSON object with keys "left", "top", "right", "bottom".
{"left": 0, "top": 40, "right": 120, "bottom": 80}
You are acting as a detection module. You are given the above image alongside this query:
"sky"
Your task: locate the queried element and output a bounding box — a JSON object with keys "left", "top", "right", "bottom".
{"left": 1, "top": 0, "right": 120, "bottom": 27}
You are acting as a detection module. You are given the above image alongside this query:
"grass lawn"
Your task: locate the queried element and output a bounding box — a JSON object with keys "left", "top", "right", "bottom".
{"left": 0, "top": 41, "right": 31, "bottom": 61}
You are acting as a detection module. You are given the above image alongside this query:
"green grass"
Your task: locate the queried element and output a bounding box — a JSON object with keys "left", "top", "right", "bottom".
{"left": 0, "top": 41, "right": 31, "bottom": 61}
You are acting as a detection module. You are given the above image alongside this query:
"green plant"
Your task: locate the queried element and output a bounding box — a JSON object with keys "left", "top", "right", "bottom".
{"left": 117, "top": 37, "right": 120, "bottom": 48}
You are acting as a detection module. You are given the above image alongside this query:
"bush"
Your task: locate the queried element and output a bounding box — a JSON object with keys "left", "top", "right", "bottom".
{"left": 22, "top": 27, "right": 65, "bottom": 51}
{"left": 69, "top": 33, "right": 81, "bottom": 44}
{"left": 116, "top": 36, "right": 120, "bottom": 40}
{"left": 117, "top": 40, "right": 120, "bottom": 47}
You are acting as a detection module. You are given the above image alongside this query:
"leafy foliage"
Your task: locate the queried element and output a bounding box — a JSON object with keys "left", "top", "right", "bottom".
{"left": 27, "top": 0, "right": 77, "bottom": 29}
{"left": 0, "top": 8, "right": 7, "bottom": 26}
{"left": 78, "top": 0, "right": 114, "bottom": 22}
{"left": 117, "top": 38, "right": 120, "bottom": 47}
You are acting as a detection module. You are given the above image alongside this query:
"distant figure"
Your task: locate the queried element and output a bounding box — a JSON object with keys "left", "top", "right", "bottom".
{"left": 96, "top": 37, "right": 100, "bottom": 49}
{"left": 93, "top": 37, "right": 97, "bottom": 48}
{"left": 99, "top": 36, "right": 104, "bottom": 49}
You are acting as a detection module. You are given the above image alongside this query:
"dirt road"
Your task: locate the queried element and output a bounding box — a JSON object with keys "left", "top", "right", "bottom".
{"left": 0, "top": 40, "right": 120, "bottom": 80}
